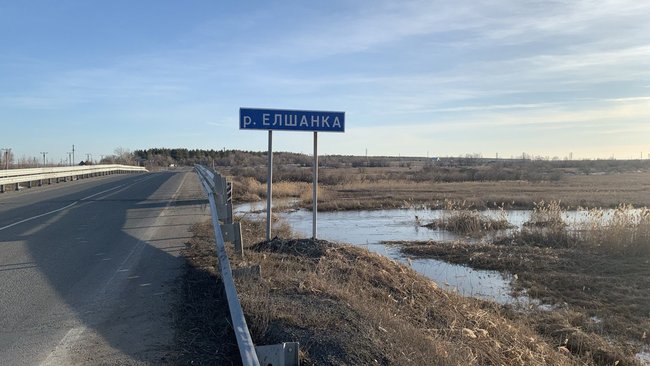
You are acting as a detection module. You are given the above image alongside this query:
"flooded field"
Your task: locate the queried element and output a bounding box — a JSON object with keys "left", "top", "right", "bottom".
{"left": 236, "top": 204, "right": 557, "bottom": 304}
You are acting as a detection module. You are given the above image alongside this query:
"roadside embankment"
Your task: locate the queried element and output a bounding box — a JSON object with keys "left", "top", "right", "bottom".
{"left": 176, "top": 217, "right": 586, "bottom": 365}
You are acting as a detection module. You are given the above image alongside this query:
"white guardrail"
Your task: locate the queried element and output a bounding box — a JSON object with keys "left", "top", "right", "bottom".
{"left": 195, "top": 165, "right": 261, "bottom": 366}
{"left": 0, "top": 164, "right": 147, "bottom": 192}
{"left": 194, "top": 165, "right": 299, "bottom": 366}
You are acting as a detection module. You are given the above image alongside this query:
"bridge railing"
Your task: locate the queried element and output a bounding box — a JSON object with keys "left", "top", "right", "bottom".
{"left": 0, "top": 164, "right": 147, "bottom": 192}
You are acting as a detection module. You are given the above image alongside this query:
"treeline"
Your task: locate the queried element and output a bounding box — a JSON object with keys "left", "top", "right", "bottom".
{"left": 133, "top": 147, "right": 650, "bottom": 183}
{"left": 133, "top": 148, "right": 265, "bottom": 167}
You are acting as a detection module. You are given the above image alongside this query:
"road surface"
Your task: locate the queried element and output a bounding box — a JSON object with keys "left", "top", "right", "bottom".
{"left": 0, "top": 169, "right": 209, "bottom": 365}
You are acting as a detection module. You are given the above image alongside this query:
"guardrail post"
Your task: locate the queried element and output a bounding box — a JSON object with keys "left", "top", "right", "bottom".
{"left": 0, "top": 184, "right": 4, "bottom": 193}
{"left": 225, "top": 181, "right": 233, "bottom": 224}
{"left": 221, "top": 222, "right": 244, "bottom": 258}
{"left": 213, "top": 174, "right": 234, "bottom": 224}
{"left": 255, "top": 342, "right": 299, "bottom": 366}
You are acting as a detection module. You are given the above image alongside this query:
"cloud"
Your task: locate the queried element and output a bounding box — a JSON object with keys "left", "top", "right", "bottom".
{"left": 3, "top": 0, "right": 649, "bottom": 159}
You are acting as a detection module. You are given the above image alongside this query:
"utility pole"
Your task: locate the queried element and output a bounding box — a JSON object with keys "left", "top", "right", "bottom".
{"left": 86, "top": 153, "right": 92, "bottom": 163}
{"left": 68, "top": 152, "right": 72, "bottom": 166}
{"left": 40, "top": 152, "right": 48, "bottom": 167}
{"left": 1, "top": 148, "right": 10, "bottom": 170}
{"left": 72, "top": 144, "right": 75, "bottom": 166}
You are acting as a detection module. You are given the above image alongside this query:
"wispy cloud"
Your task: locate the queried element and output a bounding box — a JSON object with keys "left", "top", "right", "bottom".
{"left": 2, "top": 0, "right": 649, "bottom": 159}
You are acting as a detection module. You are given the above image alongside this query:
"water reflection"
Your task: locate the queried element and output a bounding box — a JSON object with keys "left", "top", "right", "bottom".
{"left": 237, "top": 205, "right": 539, "bottom": 304}
{"left": 235, "top": 204, "right": 617, "bottom": 305}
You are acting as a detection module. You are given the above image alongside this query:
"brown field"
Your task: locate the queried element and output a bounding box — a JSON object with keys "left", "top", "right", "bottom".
{"left": 320, "top": 171, "right": 650, "bottom": 210}
{"left": 228, "top": 161, "right": 650, "bottom": 211}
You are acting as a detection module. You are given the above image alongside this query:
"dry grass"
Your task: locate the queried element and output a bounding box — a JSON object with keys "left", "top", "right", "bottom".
{"left": 234, "top": 236, "right": 575, "bottom": 365}
{"left": 329, "top": 171, "right": 650, "bottom": 211}
{"left": 395, "top": 240, "right": 648, "bottom": 365}
{"left": 172, "top": 223, "right": 239, "bottom": 365}
{"left": 580, "top": 204, "right": 650, "bottom": 256}
{"left": 232, "top": 170, "right": 650, "bottom": 212}
{"left": 233, "top": 177, "right": 308, "bottom": 202}
{"left": 423, "top": 200, "right": 512, "bottom": 236}
{"left": 181, "top": 217, "right": 581, "bottom": 365}
{"left": 385, "top": 201, "right": 650, "bottom": 364}
{"left": 234, "top": 176, "right": 265, "bottom": 202}
{"left": 299, "top": 184, "right": 333, "bottom": 205}
{"left": 501, "top": 201, "right": 650, "bottom": 255}
{"left": 509, "top": 200, "right": 574, "bottom": 248}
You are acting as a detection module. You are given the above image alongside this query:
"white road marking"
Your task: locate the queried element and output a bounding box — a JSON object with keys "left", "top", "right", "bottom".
{"left": 0, "top": 201, "right": 78, "bottom": 232}
{"left": 39, "top": 326, "right": 86, "bottom": 366}
{"left": 102, "top": 172, "right": 189, "bottom": 288}
{"left": 0, "top": 185, "right": 123, "bottom": 232}
{"left": 37, "top": 172, "right": 189, "bottom": 364}
{"left": 0, "top": 175, "right": 157, "bottom": 232}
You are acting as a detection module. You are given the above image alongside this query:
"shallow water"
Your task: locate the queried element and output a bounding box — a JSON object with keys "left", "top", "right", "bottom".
{"left": 235, "top": 203, "right": 622, "bottom": 304}
{"left": 236, "top": 204, "right": 543, "bottom": 304}
{"left": 236, "top": 202, "right": 602, "bottom": 231}
{"left": 282, "top": 209, "right": 542, "bottom": 304}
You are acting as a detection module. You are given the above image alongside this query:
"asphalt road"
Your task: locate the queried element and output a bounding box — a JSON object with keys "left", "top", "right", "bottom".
{"left": 0, "top": 168, "right": 209, "bottom": 365}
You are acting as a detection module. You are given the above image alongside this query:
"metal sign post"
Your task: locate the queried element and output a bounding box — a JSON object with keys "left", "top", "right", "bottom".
{"left": 312, "top": 132, "right": 318, "bottom": 239}
{"left": 266, "top": 131, "right": 273, "bottom": 241}
{"left": 240, "top": 108, "right": 345, "bottom": 241}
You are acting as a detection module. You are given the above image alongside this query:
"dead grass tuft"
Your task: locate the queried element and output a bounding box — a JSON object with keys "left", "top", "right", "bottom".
{"left": 233, "top": 177, "right": 308, "bottom": 203}
{"left": 424, "top": 200, "right": 513, "bottom": 236}
{"left": 580, "top": 204, "right": 650, "bottom": 256}
{"left": 501, "top": 201, "right": 650, "bottom": 255}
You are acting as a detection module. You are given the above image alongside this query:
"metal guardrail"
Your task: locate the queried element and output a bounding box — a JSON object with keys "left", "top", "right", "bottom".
{"left": 0, "top": 165, "right": 147, "bottom": 192}
{"left": 195, "top": 165, "right": 261, "bottom": 366}
{"left": 195, "top": 165, "right": 299, "bottom": 366}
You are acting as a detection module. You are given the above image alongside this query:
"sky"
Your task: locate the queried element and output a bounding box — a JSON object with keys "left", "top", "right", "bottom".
{"left": 1, "top": 0, "right": 649, "bottom": 164}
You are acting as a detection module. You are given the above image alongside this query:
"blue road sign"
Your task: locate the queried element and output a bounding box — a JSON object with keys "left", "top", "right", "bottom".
{"left": 240, "top": 108, "right": 345, "bottom": 132}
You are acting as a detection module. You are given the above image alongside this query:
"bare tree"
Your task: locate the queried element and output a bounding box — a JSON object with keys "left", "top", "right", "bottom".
{"left": 113, "top": 147, "right": 135, "bottom": 165}
{"left": 1, "top": 149, "right": 15, "bottom": 169}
